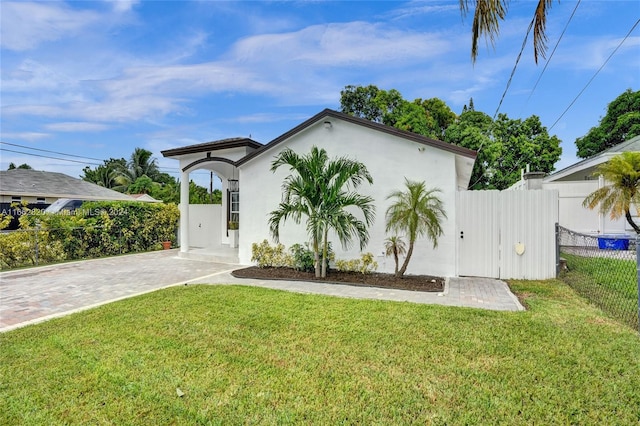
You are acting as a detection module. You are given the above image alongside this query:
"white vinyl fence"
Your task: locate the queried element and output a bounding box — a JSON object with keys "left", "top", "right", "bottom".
{"left": 457, "top": 190, "right": 559, "bottom": 279}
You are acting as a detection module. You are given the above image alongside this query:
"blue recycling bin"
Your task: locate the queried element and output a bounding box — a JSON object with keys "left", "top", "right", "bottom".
{"left": 597, "top": 235, "right": 630, "bottom": 250}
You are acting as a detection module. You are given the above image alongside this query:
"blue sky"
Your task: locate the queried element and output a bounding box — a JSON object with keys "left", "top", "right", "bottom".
{"left": 1, "top": 0, "right": 639, "bottom": 189}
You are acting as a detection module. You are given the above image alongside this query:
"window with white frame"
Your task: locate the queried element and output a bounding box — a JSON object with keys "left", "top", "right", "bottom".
{"left": 230, "top": 191, "right": 239, "bottom": 225}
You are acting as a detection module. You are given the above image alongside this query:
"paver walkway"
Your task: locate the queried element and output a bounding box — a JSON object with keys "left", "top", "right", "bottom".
{"left": 0, "top": 250, "right": 524, "bottom": 333}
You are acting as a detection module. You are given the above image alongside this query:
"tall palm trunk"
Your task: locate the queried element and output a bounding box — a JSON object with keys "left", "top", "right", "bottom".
{"left": 313, "top": 237, "right": 321, "bottom": 278}
{"left": 625, "top": 209, "right": 640, "bottom": 234}
{"left": 396, "top": 241, "right": 415, "bottom": 277}
{"left": 321, "top": 227, "right": 329, "bottom": 278}
{"left": 393, "top": 247, "right": 399, "bottom": 275}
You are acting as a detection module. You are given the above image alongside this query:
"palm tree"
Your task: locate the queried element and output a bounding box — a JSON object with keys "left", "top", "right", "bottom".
{"left": 385, "top": 179, "right": 447, "bottom": 277}
{"left": 269, "top": 146, "right": 375, "bottom": 278}
{"left": 460, "top": 0, "right": 555, "bottom": 64}
{"left": 129, "top": 147, "right": 160, "bottom": 180}
{"left": 583, "top": 152, "right": 640, "bottom": 234}
{"left": 384, "top": 236, "right": 406, "bottom": 275}
{"left": 116, "top": 148, "right": 161, "bottom": 193}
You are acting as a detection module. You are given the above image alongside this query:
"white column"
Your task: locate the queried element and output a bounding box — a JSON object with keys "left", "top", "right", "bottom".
{"left": 180, "top": 169, "right": 190, "bottom": 253}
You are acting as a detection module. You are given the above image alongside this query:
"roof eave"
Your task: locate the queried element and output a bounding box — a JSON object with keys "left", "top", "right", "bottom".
{"left": 162, "top": 138, "right": 262, "bottom": 158}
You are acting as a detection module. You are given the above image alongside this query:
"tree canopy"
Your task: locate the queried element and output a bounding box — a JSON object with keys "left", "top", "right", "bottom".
{"left": 7, "top": 163, "right": 32, "bottom": 170}
{"left": 340, "top": 84, "right": 562, "bottom": 190}
{"left": 80, "top": 148, "right": 218, "bottom": 204}
{"left": 575, "top": 89, "right": 640, "bottom": 158}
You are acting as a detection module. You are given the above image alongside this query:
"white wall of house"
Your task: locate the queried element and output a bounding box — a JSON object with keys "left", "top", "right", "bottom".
{"left": 238, "top": 118, "right": 461, "bottom": 277}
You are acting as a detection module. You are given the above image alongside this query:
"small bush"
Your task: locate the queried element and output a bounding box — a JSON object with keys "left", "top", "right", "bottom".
{"left": 289, "top": 243, "right": 315, "bottom": 272}
{"left": 251, "top": 240, "right": 292, "bottom": 268}
{"left": 290, "top": 243, "right": 334, "bottom": 273}
{"left": 335, "top": 252, "right": 378, "bottom": 274}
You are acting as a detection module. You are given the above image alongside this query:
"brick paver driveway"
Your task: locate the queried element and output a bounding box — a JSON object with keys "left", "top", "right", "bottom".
{"left": 0, "top": 250, "right": 237, "bottom": 332}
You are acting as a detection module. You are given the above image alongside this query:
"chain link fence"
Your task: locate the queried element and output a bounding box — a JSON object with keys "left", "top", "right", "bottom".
{"left": 557, "top": 225, "right": 639, "bottom": 331}
{"left": 0, "top": 226, "right": 175, "bottom": 270}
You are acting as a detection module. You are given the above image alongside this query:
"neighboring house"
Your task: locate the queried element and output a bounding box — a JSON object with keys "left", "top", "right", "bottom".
{"left": 511, "top": 135, "right": 640, "bottom": 235}
{"left": 0, "top": 169, "right": 132, "bottom": 205}
{"left": 163, "top": 108, "right": 477, "bottom": 277}
{"left": 0, "top": 169, "right": 147, "bottom": 229}
{"left": 129, "top": 193, "right": 162, "bottom": 203}
{"left": 0, "top": 169, "right": 138, "bottom": 205}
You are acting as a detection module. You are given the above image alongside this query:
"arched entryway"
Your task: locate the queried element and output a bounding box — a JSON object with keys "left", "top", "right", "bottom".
{"left": 161, "top": 138, "right": 261, "bottom": 262}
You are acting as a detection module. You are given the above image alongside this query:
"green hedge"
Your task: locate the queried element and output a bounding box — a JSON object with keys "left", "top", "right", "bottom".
{"left": 0, "top": 201, "right": 179, "bottom": 270}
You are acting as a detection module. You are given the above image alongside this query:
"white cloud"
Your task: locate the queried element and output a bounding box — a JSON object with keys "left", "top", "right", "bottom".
{"left": 0, "top": 132, "right": 50, "bottom": 142}
{"left": 45, "top": 122, "right": 110, "bottom": 132}
{"left": 0, "top": 2, "right": 100, "bottom": 51}
{"left": 552, "top": 35, "right": 640, "bottom": 71}
{"left": 231, "top": 22, "right": 450, "bottom": 67}
{"left": 0, "top": 11, "right": 541, "bottom": 127}
{"left": 2, "top": 59, "right": 77, "bottom": 92}
{"left": 385, "top": 2, "right": 459, "bottom": 20}
{"left": 109, "top": 0, "right": 140, "bottom": 13}
{"left": 231, "top": 112, "right": 310, "bottom": 124}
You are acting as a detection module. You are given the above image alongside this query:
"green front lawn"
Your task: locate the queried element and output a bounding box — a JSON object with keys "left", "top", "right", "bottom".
{"left": 1, "top": 281, "right": 639, "bottom": 425}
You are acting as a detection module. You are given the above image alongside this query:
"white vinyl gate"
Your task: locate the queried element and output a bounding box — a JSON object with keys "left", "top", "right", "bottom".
{"left": 456, "top": 190, "right": 559, "bottom": 280}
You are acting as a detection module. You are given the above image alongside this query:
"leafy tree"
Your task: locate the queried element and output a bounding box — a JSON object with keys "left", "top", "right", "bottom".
{"left": 444, "top": 110, "right": 495, "bottom": 189}
{"left": 445, "top": 111, "right": 561, "bottom": 189}
{"left": 388, "top": 100, "right": 433, "bottom": 136}
{"left": 341, "top": 85, "right": 561, "bottom": 190}
{"left": 576, "top": 89, "right": 640, "bottom": 158}
{"left": 340, "top": 85, "right": 458, "bottom": 140}
{"left": 416, "top": 98, "right": 457, "bottom": 139}
{"left": 385, "top": 179, "right": 446, "bottom": 277}
{"left": 7, "top": 163, "right": 32, "bottom": 170}
{"left": 128, "top": 175, "right": 156, "bottom": 195}
{"left": 583, "top": 152, "right": 640, "bottom": 233}
{"left": 80, "top": 148, "right": 221, "bottom": 204}
{"left": 188, "top": 181, "right": 221, "bottom": 204}
{"left": 489, "top": 113, "right": 562, "bottom": 189}
{"left": 268, "top": 146, "right": 375, "bottom": 278}
{"left": 460, "top": 0, "right": 556, "bottom": 63}
{"left": 340, "top": 85, "right": 404, "bottom": 124}
{"left": 118, "top": 148, "right": 161, "bottom": 189}
{"left": 148, "top": 181, "right": 179, "bottom": 204}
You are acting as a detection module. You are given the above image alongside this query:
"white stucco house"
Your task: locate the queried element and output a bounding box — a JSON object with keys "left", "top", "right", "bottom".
{"left": 163, "top": 109, "right": 477, "bottom": 277}
{"left": 511, "top": 135, "right": 640, "bottom": 235}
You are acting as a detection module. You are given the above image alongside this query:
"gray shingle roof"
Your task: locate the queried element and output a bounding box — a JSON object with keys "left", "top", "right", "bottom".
{"left": 602, "top": 134, "right": 640, "bottom": 153}
{"left": 0, "top": 169, "right": 135, "bottom": 201}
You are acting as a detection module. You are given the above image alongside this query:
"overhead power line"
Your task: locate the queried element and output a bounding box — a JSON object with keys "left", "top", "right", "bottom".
{"left": 0, "top": 147, "right": 103, "bottom": 166}
{"left": 0, "top": 142, "right": 211, "bottom": 176}
{"left": 0, "top": 141, "right": 104, "bottom": 162}
{"left": 525, "top": 0, "right": 581, "bottom": 107}
{"left": 549, "top": 18, "right": 640, "bottom": 131}
{"left": 493, "top": 15, "right": 535, "bottom": 119}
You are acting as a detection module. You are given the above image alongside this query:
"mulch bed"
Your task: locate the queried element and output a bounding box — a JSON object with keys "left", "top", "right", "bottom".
{"left": 231, "top": 266, "right": 444, "bottom": 292}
